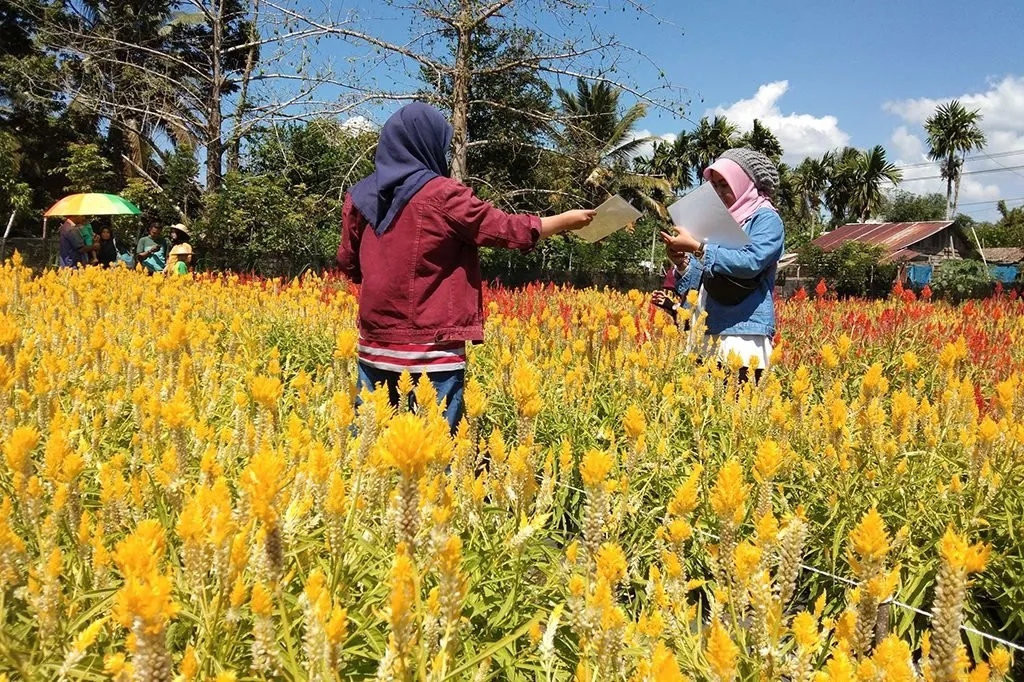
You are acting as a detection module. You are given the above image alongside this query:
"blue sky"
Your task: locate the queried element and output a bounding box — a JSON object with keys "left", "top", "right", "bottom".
{"left": 618, "top": 0, "right": 1024, "bottom": 219}
{"left": 323, "top": 0, "right": 1024, "bottom": 218}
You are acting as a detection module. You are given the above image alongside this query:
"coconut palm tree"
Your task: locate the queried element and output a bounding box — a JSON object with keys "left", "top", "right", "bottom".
{"left": 793, "top": 156, "right": 830, "bottom": 229}
{"left": 740, "top": 119, "right": 783, "bottom": 162}
{"left": 845, "top": 146, "right": 903, "bottom": 222}
{"left": 925, "top": 100, "right": 986, "bottom": 219}
{"left": 690, "top": 115, "right": 738, "bottom": 180}
{"left": 639, "top": 131, "right": 693, "bottom": 195}
{"left": 554, "top": 79, "right": 671, "bottom": 215}
{"left": 823, "top": 147, "right": 862, "bottom": 225}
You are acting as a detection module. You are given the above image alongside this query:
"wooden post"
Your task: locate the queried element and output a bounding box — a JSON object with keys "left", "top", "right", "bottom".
{"left": 1, "top": 210, "right": 14, "bottom": 261}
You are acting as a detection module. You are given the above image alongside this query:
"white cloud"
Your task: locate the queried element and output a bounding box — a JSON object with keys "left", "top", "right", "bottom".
{"left": 709, "top": 81, "right": 851, "bottom": 162}
{"left": 884, "top": 76, "right": 1024, "bottom": 216}
{"left": 341, "top": 116, "right": 377, "bottom": 135}
{"left": 628, "top": 129, "right": 677, "bottom": 160}
{"left": 891, "top": 126, "right": 924, "bottom": 160}
{"left": 884, "top": 76, "right": 1024, "bottom": 135}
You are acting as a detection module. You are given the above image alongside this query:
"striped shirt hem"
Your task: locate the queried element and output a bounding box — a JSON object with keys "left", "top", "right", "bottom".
{"left": 357, "top": 339, "right": 467, "bottom": 374}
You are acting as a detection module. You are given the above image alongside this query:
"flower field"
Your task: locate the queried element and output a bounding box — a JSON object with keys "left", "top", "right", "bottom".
{"left": 0, "top": 257, "right": 1021, "bottom": 681}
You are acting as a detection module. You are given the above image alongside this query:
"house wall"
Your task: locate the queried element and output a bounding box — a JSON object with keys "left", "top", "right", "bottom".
{"left": 908, "top": 227, "right": 974, "bottom": 263}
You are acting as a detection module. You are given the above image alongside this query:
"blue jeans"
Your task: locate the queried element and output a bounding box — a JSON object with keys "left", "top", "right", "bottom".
{"left": 356, "top": 361, "right": 465, "bottom": 433}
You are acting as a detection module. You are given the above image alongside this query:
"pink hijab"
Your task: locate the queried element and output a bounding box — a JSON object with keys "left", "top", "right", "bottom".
{"left": 703, "top": 158, "right": 776, "bottom": 225}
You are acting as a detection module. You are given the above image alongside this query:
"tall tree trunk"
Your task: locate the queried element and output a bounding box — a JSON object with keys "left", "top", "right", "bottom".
{"left": 952, "top": 165, "right": 962, "bottom": 219}
{"left": 944, "top": 152, "right": 954, "bottom": 220}
{"left": 206, "top": 0, "right": 225, "bottom": 193}
{"left": 227, "top": 0, "right": 260, "bottom": 174}
{"left": 449, "top": 7, "right": 472, "bottom": 183}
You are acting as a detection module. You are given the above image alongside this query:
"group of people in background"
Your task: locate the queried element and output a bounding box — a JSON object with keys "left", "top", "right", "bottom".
{"left": 338, "top": 102, "right": 785, "bottom": 433}
{"left": 58, "top": 218, "right": 193, "bottom": 275}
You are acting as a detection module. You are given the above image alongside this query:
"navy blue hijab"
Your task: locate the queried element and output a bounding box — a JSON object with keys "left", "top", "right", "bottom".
{"left": 349, "top": 102, "right": 454, "bottom": 236}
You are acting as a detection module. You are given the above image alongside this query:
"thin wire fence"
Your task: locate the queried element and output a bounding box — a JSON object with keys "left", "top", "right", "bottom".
{"left": 544, "top": 474, "right": 1023, "bottom": 653}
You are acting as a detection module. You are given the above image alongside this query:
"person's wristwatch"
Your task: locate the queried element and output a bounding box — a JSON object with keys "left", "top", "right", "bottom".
{"left": 693, "top": 243, "right": 706, "bottom": 260}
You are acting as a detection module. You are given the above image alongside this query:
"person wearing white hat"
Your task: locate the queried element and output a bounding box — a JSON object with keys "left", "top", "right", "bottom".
{"left": 164, "top": 224, "right": 193, "bottom": 275}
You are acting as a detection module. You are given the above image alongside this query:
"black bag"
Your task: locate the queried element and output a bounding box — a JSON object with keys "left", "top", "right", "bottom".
{"left": 702, "top": 271, "right": 763, "bottom": 306}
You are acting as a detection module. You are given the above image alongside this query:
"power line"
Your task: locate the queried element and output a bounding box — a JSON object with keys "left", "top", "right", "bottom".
{"left": 958, "top": 196, "right": 1024, "bottom": 207}
{"left": 893, "top": 147, "right": 1024, "bottom": 171}
{"left": 980, "top": 151, "right": 1024, "bottom": 181}
{"left": 900, "top": 164, "right": 1024, "bottom": 182}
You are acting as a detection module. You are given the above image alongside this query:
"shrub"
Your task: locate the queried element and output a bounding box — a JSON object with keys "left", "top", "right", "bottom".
{"left": 798, "top": 241, "right": 897, "bottom": 297}
{"left": 931, "top": 258, "right": 993, "bottom": 302}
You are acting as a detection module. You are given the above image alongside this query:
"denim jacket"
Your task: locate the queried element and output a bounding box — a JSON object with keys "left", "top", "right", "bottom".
{"left": 674, "top": 207, "right": 784, "bottom": 337}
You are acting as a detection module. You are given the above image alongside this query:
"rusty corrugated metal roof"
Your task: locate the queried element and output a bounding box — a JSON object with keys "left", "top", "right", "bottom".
{"left": 812, "top": 221, "right": 956, "bottom": 254}
{"left": 885, "top": 248, "right": 922, "bottom": 263}
{"left": 981, "top": 247, "right": 1024, "bottom": 265}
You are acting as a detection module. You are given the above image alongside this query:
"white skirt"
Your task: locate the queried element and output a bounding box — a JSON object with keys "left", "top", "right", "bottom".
{"left": 706, "top": 334, "right": 773, "bottom": 370}
{"left": 695, "top": 286, "right": 773, "bottom": 370}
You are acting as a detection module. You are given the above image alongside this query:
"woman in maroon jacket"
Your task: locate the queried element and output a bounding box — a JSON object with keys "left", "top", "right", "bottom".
{"left": 338, "top": 102, "right": 595, "bottom": 430}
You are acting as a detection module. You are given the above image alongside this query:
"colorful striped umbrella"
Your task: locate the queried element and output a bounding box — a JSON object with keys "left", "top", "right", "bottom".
{"left": 44, "top": 193, "right": 142, "bottom": 217}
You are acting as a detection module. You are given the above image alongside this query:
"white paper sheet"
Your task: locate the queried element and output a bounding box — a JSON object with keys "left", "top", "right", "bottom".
{"left": 575, "top": 194, "right": 643, "bottom": 243}
{"left": 667, "top": 184, "right": 751, "bottom": 248}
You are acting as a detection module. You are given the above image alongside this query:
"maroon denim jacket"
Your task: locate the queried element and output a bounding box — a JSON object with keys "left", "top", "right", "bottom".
{"left": 337, "top": 177, "right": 541, "bottom": 344}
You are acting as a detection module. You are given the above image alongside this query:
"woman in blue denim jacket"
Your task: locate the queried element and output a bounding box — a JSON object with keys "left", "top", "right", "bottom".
{"left": 661, "top": 148, "right": 785, "bottom": 383}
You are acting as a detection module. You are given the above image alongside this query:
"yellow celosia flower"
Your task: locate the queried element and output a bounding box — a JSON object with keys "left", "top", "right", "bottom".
{"left": 710, "top": 459, "right": 748, "bottom": 525}
{"left": 240, "top": 446, "right": 288, "bottom": 525}
{"left": 250, "top": 582, "right": 274, "bottom": 617}
{"left": 250, "top": 374, "right": 283, "bottom": 410}
{"left": 650, "top": 641, "right": 688, "bottom": 682}
{"left": 861, "top": 362, "right": 889, "bottom": 397}
{"left": 464, "top": 378, "right": 487, "bottom": 419}
{"left": 848, "top": 506, "right": 890, "bottom": 564}
{"left": 666, "top": 518, "right": 693, "bottom": 544}
{"left": 386, "top": 543, "right": 417, "bottom": 652}
{"left": 376, "top": 412, "right": 439, "bottom": 478}
{"left": 754, "top": 513, "right": 779, "bottom": 546}
{"left": 230, "top": 576, "right": 248, "bottom": 609}
{"left": 113, "top": 567, "right": 177, "bottom": 634}
{"left": 754, "top": 438, "right": 783, "bottom": 482}
{"left": 325, "top": 605, "right": 348, "bottom": 646}
{"left": 179, "top": 644, "right": 199, "bottom": 681}
{"left": 579, "top": 449, "right": 614, "bottom": 487}
{"left": 977, "top": 416, "right": 999, "bottom": 445}
{"left": 988, "top": 647, "right": 1011, "bottom": 677}
{"left": 866, "top": 570, "right": 900, "bottom": 601}
{"left": 705, "top": 621, "right": 738, "bottom": 681}
{"left": 816, "top": 649, "right": 855, "bottom": 682}
{"left": 335, "top": 329, "right": 357, "bottom": 359}
{"left": 595, "top": 543, "right": 627, "bottom": 585}
{"left": 622, "top": 404, "right": 646, "bottom": 441}
{"left": 3, "top": 424, "right": 39, "bottom": 481}
{"left": 791, "top": 611, "right": 818, "bottom": 648}
{"left": 733, "top": 541, "right": 762, "bottom": 582}
{"left": 668, "top": 465, "right": 702, "bottom": 517}
{"left": 902, "top": 351, "right": 919, "bottom": 372}
{"left": 938, "top": 527, "right": 990, "bottom": 574}
{"left": 396, "top": 370, "right": 414, "bottom": 398}
{"left": 71, "top": 617, "right": 106, "bottom": 653}
{"left": 510, "top": 361, "right": 542, "bottom": 416}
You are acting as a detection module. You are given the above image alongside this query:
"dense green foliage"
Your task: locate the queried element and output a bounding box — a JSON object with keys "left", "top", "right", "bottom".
{"left": 932, "top": 259, "right": 994, "bottom": 302}
{"left": 797, "top": 242, "right": 898, "bottom": 297}
{"left": 0, "top": 0, "right": 1010, "bottom": 279}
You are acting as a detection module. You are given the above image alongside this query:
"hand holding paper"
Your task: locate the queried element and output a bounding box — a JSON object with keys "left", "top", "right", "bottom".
{"left": 660, "top": 225, "right": 702, "bottom": 253}
{"left": 574, "top": 194, "right": 643, "bottom": 243}
{"left": 666, "top": 184, "right": 751, "bottom": 249}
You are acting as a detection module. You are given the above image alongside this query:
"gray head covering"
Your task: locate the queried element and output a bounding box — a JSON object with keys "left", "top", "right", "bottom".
{"left": 718, "top": 148, "right": 780, "bottom": 197}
